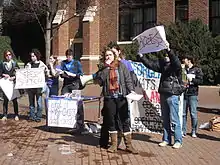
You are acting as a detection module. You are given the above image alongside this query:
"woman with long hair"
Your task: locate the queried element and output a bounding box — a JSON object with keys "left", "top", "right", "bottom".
{"left": 46, "top": 55, "right": 60, "bottom": 97}
{"left": 0, "top": 50, "right": 19, "bottom": 121}
{"left": 25, "top": 49, "right": 49, "bottom": 122}
{"left": 94, "top": 48, "right": 138, "bottom": 154}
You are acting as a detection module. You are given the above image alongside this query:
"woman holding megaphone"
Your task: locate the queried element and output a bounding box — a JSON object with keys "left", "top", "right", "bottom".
{"left": 93, "top": 47, "right": 138, "bottom": 154}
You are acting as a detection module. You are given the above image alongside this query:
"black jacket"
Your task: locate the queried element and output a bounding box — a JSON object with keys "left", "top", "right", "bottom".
{"left": 139, "top": 50, "right": 182, "bottom": 96}
{"left": 94, "top": 62, "right": 134, "bottom": 97}
{"left": 0, "top": 60, "right": 19, "bottom": 78}
{"left": 185, "top": 66, "right": 203, "bottom": 96}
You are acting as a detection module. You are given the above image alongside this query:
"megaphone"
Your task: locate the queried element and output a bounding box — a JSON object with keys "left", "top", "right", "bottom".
{"left": 80, "top": 75, "right": 94, "bottom": 87}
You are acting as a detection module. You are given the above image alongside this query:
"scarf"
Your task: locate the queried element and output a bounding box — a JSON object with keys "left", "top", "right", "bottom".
{"left": 109, "top": 61, "right": 119, "bottom": 92}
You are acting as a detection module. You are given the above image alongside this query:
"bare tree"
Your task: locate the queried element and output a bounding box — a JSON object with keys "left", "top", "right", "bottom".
{"left": 2, "top": 0, "right": 90, "bottom": 63}
{"left": 2, "top": 0, "right": 135, "bottom": 63}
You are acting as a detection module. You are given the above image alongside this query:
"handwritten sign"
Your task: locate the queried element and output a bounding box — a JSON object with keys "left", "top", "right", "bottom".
{"left": 15, "top": 68, "right": 45, "bottom": 89}
{"left": 129, "top": 61, "right": 163, "bottom": 133}
{"left": 47, "top": 98, "right": 78, "bottom": 128}
{"left": 133, "top": 26, "right": 167, "bottom": 54}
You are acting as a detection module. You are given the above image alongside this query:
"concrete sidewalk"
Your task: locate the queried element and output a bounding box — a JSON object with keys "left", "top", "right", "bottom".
{"left": 0, "top": 95, "right": 219, "bottom": 165}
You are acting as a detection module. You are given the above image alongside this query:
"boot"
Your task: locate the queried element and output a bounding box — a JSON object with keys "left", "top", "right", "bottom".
{"left": 117, "top": 131, "right": 124, "bottom": 150}
{"left": 107, "top": 133, "right": 118, "bottom": 153}
{"left": 124, "top": 133, "right": 138, "bottom": 154}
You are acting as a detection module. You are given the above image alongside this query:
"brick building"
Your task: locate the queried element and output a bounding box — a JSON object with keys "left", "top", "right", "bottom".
{"left": 52, "top": 0, "right": 220, "bottom": 74}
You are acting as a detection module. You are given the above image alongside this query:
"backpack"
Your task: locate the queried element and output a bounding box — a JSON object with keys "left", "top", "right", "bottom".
{"left": 209, "top": 116, "right": 220, "bottom": 131}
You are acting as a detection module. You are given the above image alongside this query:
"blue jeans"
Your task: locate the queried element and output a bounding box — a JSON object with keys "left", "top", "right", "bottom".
{"left": 182, "top": 95, "right": 198, "bottom": 135}
{"left": 160, "top": 95, "right": 182, "bottom": 144}
{"left": 28, "top": 90, "right": 43, "bottom": 120}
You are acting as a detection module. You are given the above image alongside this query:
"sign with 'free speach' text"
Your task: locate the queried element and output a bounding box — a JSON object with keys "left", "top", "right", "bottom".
{"left": 47, "top": 98, "right": 78, "bottom": 128}
{"left": 15, "top": 68, "right": 45, "bottom": 89}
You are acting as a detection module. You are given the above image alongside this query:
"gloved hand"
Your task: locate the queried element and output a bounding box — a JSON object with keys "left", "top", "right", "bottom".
{"left": 138, "top": 53, "right": 143, "bottom": 57}
{"left": 164, "top": 40, "right": 170, "bottom": 51}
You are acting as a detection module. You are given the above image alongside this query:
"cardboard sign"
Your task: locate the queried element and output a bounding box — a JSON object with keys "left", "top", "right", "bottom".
{"left": 133, "top": 26, "right": 167, "bottom": 54}
{"left": 15, "top": 68, "right": 45, "bottom": 89}
{"left": 47, "top": 98, "right": 78, "bottom": 128}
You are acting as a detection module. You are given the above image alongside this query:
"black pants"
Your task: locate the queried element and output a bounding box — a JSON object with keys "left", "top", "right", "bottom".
{"left": 99, "top": 108, "right": 109, "bottom": 147}
{"left": 3, "top": 93, "right": 18, "bottom": 117}
{"left": 61, "top": 83, "right": 80, "bottom": 95}
{"left": 103, "top": 97, "right": 130, "bottom": 133}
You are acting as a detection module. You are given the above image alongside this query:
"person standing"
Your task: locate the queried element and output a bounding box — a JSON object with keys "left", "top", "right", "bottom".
{"left": 182, "top": 56, "right": 203, "bottom": 138}
{"left": 60, "top": 49, "right": 84, "bottom": 132}
{"left": 138, "top": 41, "right": 183, "bottom": 149}
{"left": 60, "top": 49, "right": 83, "bottom": 94}
{"left": 0, "top": 50, "right": 19, "bottom": 121}
{"left": 25, "top": 49, "right": 49, "bottom": 122}
{"left": 93, "top": 48, "right": 138, "bottom": 154}
{"left": 46, "top": 55, "right": 60, "bottom": 97}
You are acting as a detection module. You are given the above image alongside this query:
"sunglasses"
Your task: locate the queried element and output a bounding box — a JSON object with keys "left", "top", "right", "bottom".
{"left": 6, "top": 53, "right": 12, "bottom": 56}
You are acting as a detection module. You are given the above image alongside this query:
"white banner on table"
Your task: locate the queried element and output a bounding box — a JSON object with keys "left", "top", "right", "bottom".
{"left": 0, "top": 78, "right": 20, "bottom": 101}
{"left": 133, "top": 26, "right": 167, "bottom": 54}
{"left": 47, "top": 98, "right": 78, "bottom": 128}
{"left": 15, "top": 68, "right": 45, "bottom": 89}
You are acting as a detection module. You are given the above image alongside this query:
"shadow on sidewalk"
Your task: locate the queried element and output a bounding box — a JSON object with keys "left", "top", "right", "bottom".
{"left": 197, "top": 132, "right": 220, "bottom": 142}
{"left": 198, "top": 108, "right": 220, "bottom": 115}
{"left": 132, "top": 133, "right": 159, "bottom": 144}
{"left": 60, "top": 134, "right": 99, "bottom": 146}
{"left": 34, "top": 125, "right": 99, "bottom": 146}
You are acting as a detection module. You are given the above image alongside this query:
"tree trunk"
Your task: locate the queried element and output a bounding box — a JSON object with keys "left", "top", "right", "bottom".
{"left": 45, "top": 11, "right": 51, "bottom": 64}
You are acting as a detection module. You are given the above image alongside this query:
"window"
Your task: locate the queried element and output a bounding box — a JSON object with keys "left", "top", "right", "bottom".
{"left": 72, "top": 43, "right": 83, "bottom": 61}
{"left": 210, "top": 0, "right": 220, "bottom": 35}
{"left": 75, "top": 17, "right": 83, "bottom": 38}
{"left": 119, "top": 0, "right": 156, "bottom": 41}
{"left": 76, "top": 0, "right": 89, "bottom": 14}
{"left": 175, "top": 0, "right": 188, "bottom": 22}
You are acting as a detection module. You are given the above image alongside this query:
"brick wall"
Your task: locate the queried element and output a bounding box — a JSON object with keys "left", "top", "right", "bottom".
{"left": 99, "top": 0, "right": 118, "bottom": 51}
{"left": 189, "top": 0, "right": 209, "bottom": 25}
{"left": 157, "top": 0, "right": 175, "bottom": 25}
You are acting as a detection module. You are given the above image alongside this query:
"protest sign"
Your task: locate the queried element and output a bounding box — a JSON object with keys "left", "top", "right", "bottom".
{"left": 47, "top": 98, "right": 78, "bottom": 128}
{"left": 129, "top": 61, "right": 163, "bottom": 133}
{"left": 15, "top": 68, "right": 45, "bottom": 89}
{"left": 133, "top": 25, "right": 167, "bottom": 54}
{"left": 0, "top": 78, "right": 20, "bottom": 101}
{"left": 130, "top": 61, "right": 183, "bottom": 133}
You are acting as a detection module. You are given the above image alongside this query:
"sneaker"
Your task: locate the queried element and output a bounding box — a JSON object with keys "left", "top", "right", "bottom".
{"left": 192, "top": 133, "right": 197, "bottom": 138}
{"left": 182, "top": 134, "right": 186, "bottom": 138}
{"left": 172, "top": 142, "right": 182, "bottom": 149}
{"left": 158, "top": 141, "right": 169, "bottom": 147}
{"left": 15, "top": 116, "right": 19, "bottom": 121}
{"left": 1, "top": 116, "right": 7, "bottom": 121}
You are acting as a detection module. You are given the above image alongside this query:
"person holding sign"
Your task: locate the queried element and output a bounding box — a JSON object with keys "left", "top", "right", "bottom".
{"left": 181, "top": 56, "right": 203, "bottom": 138}
{"left": 93, "top": 48, "right": 138, "bottom": 154}
{"left": 138, "top": 41, "right": 183, "bottom": 149}
{"left": 25, "top": 49, "right": 49, "bottom": 122}
{"left": 0, "top": 50, "right": 19, "bottom": 121}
